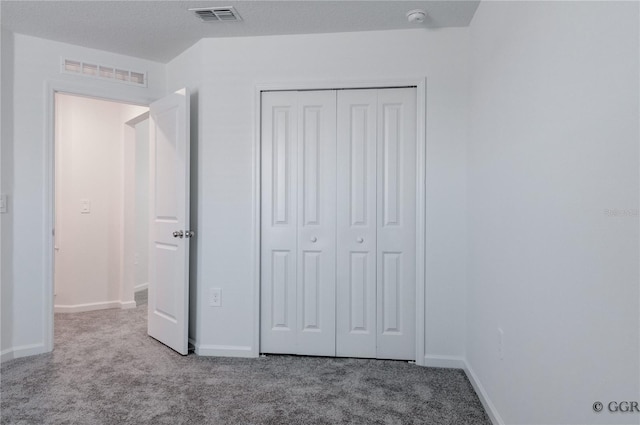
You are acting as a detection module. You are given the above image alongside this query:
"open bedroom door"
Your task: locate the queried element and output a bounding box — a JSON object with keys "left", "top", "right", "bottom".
{"left": 147, "top": 88, "right": 191, "bottom": 355}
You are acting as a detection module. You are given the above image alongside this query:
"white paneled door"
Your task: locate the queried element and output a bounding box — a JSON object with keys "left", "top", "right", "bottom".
{"left": 336, "top": 89, "right": 378, "bottom": 358}
{"left": 261, "top": 87, "right": 416, "bottom": 360}
{"left": 375, "top": 88, "right": 416, "bottom": 360}
{"left": 261, "top": 90, "right": 337, "bottom": 356}
{"left": 148, "top": 88, "right": 191, "bottom": 355}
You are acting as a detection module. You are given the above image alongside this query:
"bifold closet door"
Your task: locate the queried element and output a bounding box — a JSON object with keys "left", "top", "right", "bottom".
{"left": 336, "top": 88, "right": 417, "bottom": 360}
{"left": 260, "top": 90, "right": 337, "bottom": 356}
{"left": 336, "top": 89, "right": 379, "bottom": 358}
{"left": 375, "top": 88, "right": 416, "bottom": 360}
{"left": 261, "top": 87, "right": 416, "bottom": 361}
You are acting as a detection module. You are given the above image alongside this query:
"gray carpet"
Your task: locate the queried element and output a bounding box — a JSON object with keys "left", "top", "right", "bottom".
{"left": 1, "top": 293, "right": 490, "bottom": 425}
{"left": 134, "top": 288, "right": 148, "bottom": 307}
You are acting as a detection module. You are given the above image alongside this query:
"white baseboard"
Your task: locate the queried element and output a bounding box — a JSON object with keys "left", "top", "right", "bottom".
{"left": 55, "top": 300, "right": 136, "bottom": 313}
{"left": 194, "top": 343, "right": 254, "bottom": 358}
{"left": 120, "top": 300, "right": 137, "bottom": 310}
{"left": 134, "top": 282, "right": 149, "bottom": 292}
{"left": 463, "top": 361, "right": 504, "bottom": 425}
{"left": 1, "top": 343, "right": 47, "bottom": 363}
{"left": 423, "top": 354, "right": 466, "bottom": 369}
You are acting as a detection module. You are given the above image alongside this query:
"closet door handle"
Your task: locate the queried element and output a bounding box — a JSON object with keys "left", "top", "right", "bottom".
{"left": 356, "top": 237, "right": 364, "bottom": 243}
{"left": 173, "top": 230, "right": 184, "bottom": 238}
{"left": 310, "top": 236, "right": 318, "bottom": 243}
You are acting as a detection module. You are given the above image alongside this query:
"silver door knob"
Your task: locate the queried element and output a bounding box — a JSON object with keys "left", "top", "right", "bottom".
{"left": 185, "top": 230, "right": 195, "bottom": 238}
{"left": 356, "top": 237, "right": 364, "bottom": 243}
{"left": 173, "top": 230, "right": 184, "bottom": 238}
{"left": 310, "top": 236, "right": 317, "bottom": 243}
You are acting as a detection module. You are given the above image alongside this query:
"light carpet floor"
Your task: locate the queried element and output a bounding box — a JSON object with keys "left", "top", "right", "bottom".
{"left": 1, "top": 293, "right": 490, "bottom": 424}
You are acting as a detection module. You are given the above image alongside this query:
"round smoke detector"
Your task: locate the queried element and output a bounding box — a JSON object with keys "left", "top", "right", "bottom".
{"left": 406, "top": 9, "right": 427, "bottom": 24}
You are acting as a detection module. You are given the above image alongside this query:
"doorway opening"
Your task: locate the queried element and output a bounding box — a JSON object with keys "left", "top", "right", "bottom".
{"left": 53, "top": 92, "right": 149, "bottom": 346}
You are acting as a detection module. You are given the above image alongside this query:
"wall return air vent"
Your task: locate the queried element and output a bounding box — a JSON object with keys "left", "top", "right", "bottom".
{"left": 61, "top": 58, "right": 147, "bottom": 87}
{"left": 189, "top": 6, "right": 242, "bottom": 22}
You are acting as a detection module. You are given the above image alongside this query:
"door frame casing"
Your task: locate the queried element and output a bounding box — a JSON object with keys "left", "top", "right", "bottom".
{"left": 252, "top": 78, "right": 427, "bottom": 365}
{"left": 43, "top": 80, "right": 154, "bottom": 352}
{"left": 123, "top": 111, "right": 150, "bottom": 306}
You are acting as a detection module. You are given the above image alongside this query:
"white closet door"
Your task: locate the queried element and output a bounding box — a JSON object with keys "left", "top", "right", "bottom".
{"left": 296, "top": 91, "right": 337, "bottom": 356}
{"left": 376, "top": 88, "right": 416, "bottom": 360}
{"left": 336, "top": 89, "right": 378, "bottom": 358}
{"left": 261, "top": 90, "right": 337, "bottom": 356}
{"left": 261, "top": 91, "right": 299, "bottom": 354}
{"left": 262, "top": 87, "right": 417, "bottom": 361}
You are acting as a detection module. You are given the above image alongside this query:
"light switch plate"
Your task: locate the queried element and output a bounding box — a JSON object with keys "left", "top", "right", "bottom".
{"left": 0, "top": 194, "right": 7, "bottom": 214}
{"left": 80, "top": 198, "right": 91, "bottom": 214}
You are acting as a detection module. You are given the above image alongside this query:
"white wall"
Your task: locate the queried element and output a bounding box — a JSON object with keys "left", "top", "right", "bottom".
{"left": 134, "top": 119, "right": 149, "bottom": 291}
{"left": 54, "top": 93, "right": 146, "bottom": 311}
{"left": 1, "top": 29, "right": 15, "bottom": 357}
{"left": 467, "top": 2, "right": 639, "bottom": 424}
{"left": 1, "top": 33, "right": 165, "bottom": 360}
{"left": 167, "top": 29, "right": 470, "bottom": 360}
{"left": 0, "top": 30, "right": 13, "bottom": 353}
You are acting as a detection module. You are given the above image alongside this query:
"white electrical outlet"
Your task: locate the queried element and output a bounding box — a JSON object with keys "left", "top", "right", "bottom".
{"left": 498, "top": 327, "right": 504, "bottom": 360}
{"left": 210, "top": 288, "right": 221, "bottom": 307}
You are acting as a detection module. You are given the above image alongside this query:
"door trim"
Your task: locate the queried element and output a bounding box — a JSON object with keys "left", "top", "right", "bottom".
{"left": 252, "top": 78, "right": 427, "bottom": 365}
{"left": 43, "top": 80, "right": 153, "bottom": 353}
{"left": 123, "top": 111, "right": 150, "bottom": 311}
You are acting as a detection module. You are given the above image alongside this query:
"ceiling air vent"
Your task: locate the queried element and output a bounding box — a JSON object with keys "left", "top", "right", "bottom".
{"left": 190, "top": 6, "right": 242, "bottom": 22}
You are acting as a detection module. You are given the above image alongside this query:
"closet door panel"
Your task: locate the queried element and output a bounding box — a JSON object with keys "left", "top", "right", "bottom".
{"left": 296, "top": 91, "right": 337, "bottom": 356}
{"left": 376, "top": 88, "right": 416, "bottom": 360}
{"left": 261, "top": 91, "right": 299, "bottom": 354}
{"left": 336, "top": 89, "right": 378, "bottom": 358}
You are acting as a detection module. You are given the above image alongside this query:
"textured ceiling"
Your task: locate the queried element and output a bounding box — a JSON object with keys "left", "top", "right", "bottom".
{"left": 1, "top": 1, "right": 480, "bottom": 63}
